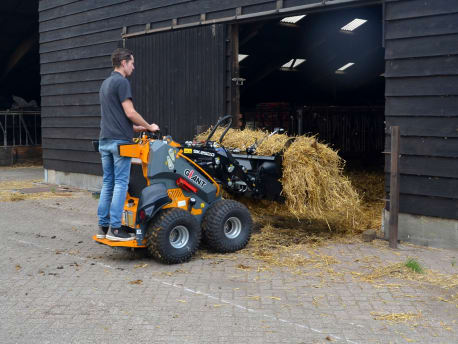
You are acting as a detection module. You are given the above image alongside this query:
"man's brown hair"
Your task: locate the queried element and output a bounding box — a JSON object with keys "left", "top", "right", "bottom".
{"left": 111, "top": 48, "right": 133, "bottom": 68}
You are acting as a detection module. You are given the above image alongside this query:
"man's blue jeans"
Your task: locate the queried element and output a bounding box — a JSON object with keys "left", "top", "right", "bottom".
{"left": 97, "top": 139, "right": 132, "bottom": 228}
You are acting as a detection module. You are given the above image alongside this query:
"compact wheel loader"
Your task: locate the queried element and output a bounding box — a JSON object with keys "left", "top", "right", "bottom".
{"left": 93, "top": 115, "right": 285, "bottom": 264}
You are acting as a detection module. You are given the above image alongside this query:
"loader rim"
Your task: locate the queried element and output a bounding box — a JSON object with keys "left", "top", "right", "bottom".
{"left": 169, "top": 225, "right": 189, "bottom": 249}
{"left": 224, "top": 217, "right": 242, "bottom": 239}
{"left": 145, "top": 208, "right": 201, "bottom": 264}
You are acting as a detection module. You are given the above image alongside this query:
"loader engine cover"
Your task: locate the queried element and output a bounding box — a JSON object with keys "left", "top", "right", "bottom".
{"left": 147, "top": 140, "right": 218, "bottom": 208}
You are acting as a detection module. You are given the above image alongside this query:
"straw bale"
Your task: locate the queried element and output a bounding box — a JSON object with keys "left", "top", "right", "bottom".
{"left": 196, "top": 127, "right": 363, "bottom": 230}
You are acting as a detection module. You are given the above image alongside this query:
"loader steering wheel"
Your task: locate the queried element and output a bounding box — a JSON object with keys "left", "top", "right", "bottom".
{"left": 205, "top": 115, "right": 233, "bottom": 144}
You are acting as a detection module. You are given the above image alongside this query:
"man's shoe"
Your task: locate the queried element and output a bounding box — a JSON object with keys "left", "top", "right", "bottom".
{"left": 96, "top": 226, "right": 109, "bottom": 239}
{"left": 106, "top": 227, "right": 135, "bottom": 242}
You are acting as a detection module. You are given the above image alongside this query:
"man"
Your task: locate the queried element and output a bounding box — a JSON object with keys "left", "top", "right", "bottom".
{"left": 97, "top": 48, "right": 159, "bottom": 241}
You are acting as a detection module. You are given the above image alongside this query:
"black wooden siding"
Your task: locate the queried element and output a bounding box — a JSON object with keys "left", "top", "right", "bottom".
{"left": 39, "top": 0, "right": 369, "bottom": 176}
{"left": 124, "top": 25, "right": 226, "bottom": 143}
{"left": 39, "top": 0, "right": 457, "bottom": 221}
{"left": 384, "top": 0, "right": 458, "bottom": 220}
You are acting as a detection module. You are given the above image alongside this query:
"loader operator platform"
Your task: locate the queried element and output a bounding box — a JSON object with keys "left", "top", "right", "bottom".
{"left": 96, "top": 48, "right": 159, "bottom": 242}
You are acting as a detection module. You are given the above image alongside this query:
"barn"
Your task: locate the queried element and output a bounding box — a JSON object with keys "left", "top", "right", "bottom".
{"left": 12, "top": 0, "right": 458, "bottom": 247}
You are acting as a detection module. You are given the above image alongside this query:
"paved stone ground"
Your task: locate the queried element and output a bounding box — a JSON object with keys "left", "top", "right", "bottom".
{"left": 0, "top": 167, "right": 456, "bottom": 344}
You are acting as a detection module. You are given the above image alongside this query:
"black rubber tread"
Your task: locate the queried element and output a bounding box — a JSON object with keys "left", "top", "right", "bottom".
{"left": 145, "top": 208, "right": 201, "bottom": 264}
{"left": 202, "top": 199, "right": 252, "bottom": 253}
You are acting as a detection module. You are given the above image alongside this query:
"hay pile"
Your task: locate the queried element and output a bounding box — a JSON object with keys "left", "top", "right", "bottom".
{"left": 196, "top": 128, "right": 362, "bottom": 230}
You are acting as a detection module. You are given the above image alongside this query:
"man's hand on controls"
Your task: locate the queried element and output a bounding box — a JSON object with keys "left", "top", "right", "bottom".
{"left": 148, "top": 123, "right": 160, "bottom": 132}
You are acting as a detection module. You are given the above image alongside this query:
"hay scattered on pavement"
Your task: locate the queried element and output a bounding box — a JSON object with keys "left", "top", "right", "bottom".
{"left": 0, "top": 180, "right": 74, "bottom": 202}
{"left": 0, "top": 180, "right": 41, "bottom": 190}
{"left": 238, "top": 222, "right": 346, "bottom": 274}
{"left": 360, "top": 262, "right": 458, "bottom": 291}
{"left": 371, "top": 311, "right": 422, "bottom": 323}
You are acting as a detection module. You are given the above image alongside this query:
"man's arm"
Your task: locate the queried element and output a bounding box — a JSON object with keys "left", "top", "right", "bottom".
{"left": 133, "top": 125, "right": 146, "bottom": 132}
{"left": 122, "top": 99, "right": 159, "bottom": 132}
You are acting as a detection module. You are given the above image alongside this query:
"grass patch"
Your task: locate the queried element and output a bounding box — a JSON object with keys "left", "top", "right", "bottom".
{"left": 404, "top": 258, "right": 424, "bottom": 274}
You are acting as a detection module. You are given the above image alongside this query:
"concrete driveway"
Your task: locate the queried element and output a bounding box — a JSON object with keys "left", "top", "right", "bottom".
{"left": 0, "top": 166, "right": 456, "bottom": 344}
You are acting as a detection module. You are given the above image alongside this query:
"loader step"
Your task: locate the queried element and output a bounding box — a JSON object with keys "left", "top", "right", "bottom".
{"left": 92, "top": 235, "right": 146, "bottom": 248}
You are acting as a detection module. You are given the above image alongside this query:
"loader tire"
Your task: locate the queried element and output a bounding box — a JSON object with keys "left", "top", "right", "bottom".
{"left": 202, "top": 200, "right": 252, "bottom": 253}
{"left": 146, "top": 208, "right": 201, "bottom": 264}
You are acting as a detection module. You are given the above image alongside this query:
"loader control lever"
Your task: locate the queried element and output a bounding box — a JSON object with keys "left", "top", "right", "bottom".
{"left": 246, "top": 127, "right": 285, "bottom": 154}
{"left": 205, "top": 115, "right": 233, "bottom": 143}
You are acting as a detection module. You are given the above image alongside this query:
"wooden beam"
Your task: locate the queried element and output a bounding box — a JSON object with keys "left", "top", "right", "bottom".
{"left": 389, "top": 126, "right": 400, "bottom": 249}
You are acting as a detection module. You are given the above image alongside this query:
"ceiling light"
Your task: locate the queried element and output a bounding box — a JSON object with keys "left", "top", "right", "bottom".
{"left": 336, "top": 62, "right": 355, "bottom": 72}
{"left": 281, "top": 58, "right": 306, "bottom": 70}
{"left": 293, "top": 59, "right": 306, "bottom": 67}
{"left": 238, "top": 54, "right": 249, "bottom": 62}
{"left": 281, "top": 15, "right": 306, "bottom": 24}
{"left": 282, "top": 59, "right": 295, "bottom": 68}
{"left": 341, "top": 18, "right": 367, "bottom": 31}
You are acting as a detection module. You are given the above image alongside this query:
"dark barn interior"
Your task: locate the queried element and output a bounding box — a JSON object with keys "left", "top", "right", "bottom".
{"left": 238, "top": 5, "right": 385, "bottom": 165}
{"left": 0, "top": 0, "right": 40, "bottom": 109}
{"left": 0, "top": 0, "right": 41, "bottom": 159}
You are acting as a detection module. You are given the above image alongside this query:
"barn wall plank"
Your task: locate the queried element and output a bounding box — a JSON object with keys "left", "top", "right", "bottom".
{"left": 41, "top": 116, "right": 101, "bottom": 128}
{"left": 385, "top": 34, "right": 458, "bottom": 60}
{"left": 41, "top": 68, "right": 111, "bottom": 85}
{"left": 41, "top": 94, "right": 100, "bottom": 107}
{"left": 40, "top": 29, "right": 120, "bottom": 54}
{"left": 385, "top": 56, "right": 458, "bottom": 78}
{"left": 385, "top": 76, "right": 458, "bottom": 97}
{"left": 384, "top": 136, "right": 458, "bottom": 158}
{"left": 44, "top": 159, "right": 102, "bottom": 176}
{"left": 41, "top": 56, "right": 112, "bottom": 74}
{"left": 384, "top": 155, "right": 458, "bottom": 179}
{"left": 41, "top": 81, "right": 103, "bottom": 97}
{"left": 385, "top": 0, "right": 458, "bottom": 21}
{"left": 396, "top": 194, "right": 457, "bottom": 219}
{"left": 42, "top": 127, "right": 100, "bottom": 140}
{"left": 385, "top": 174, "right": 458, "bottom": 200}
{"left": 43, "top": 149, "right": 101, "bottom": 164}
{"left": 385, "top": 96, "right": 458, "bottom": 117}
{"left": 385, "top": 116, "right": 458, "bottom": 137}
{"left": 41, "top": 105, "right": 101, "bottom": 118}
{"left": 42, "top": 138, "right": 98, "bottom": 152}
{"left": 40, "top": 0, "right": 129, "bottom": 22}
{"left": 385, "top": 12, "right": 458, "bottom": 40}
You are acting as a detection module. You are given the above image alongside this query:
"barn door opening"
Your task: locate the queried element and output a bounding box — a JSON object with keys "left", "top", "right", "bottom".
{"left": 125, "top": 24, "right": 228, "bottom": 143}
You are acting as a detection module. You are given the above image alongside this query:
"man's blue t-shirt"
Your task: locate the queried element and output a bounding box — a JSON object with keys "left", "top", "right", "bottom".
{"left": 99, "top": 71, "right": 134, "bottom": 141}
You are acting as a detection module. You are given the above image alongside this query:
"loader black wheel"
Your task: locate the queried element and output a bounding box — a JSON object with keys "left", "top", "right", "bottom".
{"left": 145, "top": 208, "right": 201, "bottom": 264}
{"left": 202, "top": 200, "right": 252, "bottom": 253}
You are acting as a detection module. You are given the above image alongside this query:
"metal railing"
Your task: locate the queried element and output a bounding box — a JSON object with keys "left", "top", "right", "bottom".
{"left": 0, "top": 110, "right": 41, "bottom": 147}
